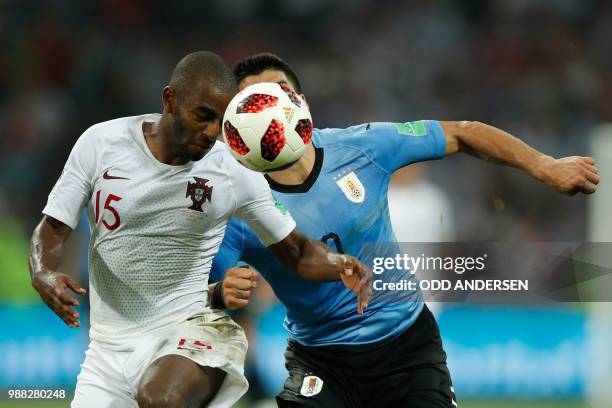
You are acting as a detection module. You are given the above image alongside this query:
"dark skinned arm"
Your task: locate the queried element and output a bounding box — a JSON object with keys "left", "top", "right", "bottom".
{"left": 268, "top": 228, "right": 372, "bottom": 314}
{"left": 29, "top": 215, "right": 87, "bottom": 328}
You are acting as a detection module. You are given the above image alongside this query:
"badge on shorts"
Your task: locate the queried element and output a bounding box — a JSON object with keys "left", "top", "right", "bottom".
{"left": 300, "top": 375, "right": 323, "bottom": 397}
{"left": 177, "top": 338, "right": 213, "bottom": 351}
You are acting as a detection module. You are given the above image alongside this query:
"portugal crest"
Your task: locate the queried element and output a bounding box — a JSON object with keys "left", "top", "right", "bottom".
{"left": 186, "top": 177, "right": 213, "bottom": 212}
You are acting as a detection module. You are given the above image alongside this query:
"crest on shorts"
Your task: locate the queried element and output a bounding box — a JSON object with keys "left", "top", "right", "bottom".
{"left": 186, "top": 177, "right": 213, "bottom": 212}
{"left": 335, "top": 171, "right": 365, "bottom": 203}
{"left": 300, "top": 375, "right": 323, "bottom": 397}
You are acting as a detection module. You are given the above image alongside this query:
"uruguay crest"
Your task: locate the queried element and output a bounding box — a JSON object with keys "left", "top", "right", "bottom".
{"left": 300, "top": 375, "right": 323, "bottom": 397}
{"left": 336, "top": 171, "right": 366, "bottom": 203}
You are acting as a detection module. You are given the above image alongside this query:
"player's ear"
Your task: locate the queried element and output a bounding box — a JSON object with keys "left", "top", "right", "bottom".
{"left": 299, "top": 93, "right": 306, "bottom": 102}
{"left": 162, "top": 86, "right": 177, "bottom": 114}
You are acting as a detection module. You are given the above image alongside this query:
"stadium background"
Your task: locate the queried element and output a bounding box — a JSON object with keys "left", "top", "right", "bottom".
{"left": 1, "top": 0, "right": 611, "bottom": 407}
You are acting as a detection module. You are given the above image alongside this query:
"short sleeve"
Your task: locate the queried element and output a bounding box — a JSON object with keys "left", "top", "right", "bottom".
{"left": 231, "top": 166, "right": 296, "bottom": 247}
{"left": 357, "top": 120, "right": 446, "bottom": 173}
{"left": 42, "top": 127, "right": 99, "bottom": 229}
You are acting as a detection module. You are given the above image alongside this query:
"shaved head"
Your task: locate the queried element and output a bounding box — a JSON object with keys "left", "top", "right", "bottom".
{"left": 169, "top": 51, "right": 237, "bottom": 99}
{"left": 157, "top": 51, "right": 238, "bottom": 164}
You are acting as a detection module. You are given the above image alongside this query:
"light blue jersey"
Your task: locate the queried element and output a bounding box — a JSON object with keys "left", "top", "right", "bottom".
{"left": 212, "top": 121, "right": 446, "bottom": 348}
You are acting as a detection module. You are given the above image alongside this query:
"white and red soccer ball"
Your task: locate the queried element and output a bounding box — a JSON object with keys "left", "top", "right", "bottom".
{"left": 222, "top": 82, "right": 313, "bottom": 172}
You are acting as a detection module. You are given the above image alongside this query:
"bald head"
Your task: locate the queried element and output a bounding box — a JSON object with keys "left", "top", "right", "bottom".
{"left": 169, "top": 51, "right": 237, "bottom": 99}
{"left": 156, "top": 51, "right": 239, "bottom": 163}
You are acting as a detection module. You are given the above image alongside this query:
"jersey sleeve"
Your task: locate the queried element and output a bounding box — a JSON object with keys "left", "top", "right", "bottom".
{"left": 352, "top": 120, "right": 446, "bottom": 173}
{"left": 210, "top": 219, "right": 246, "bottom": 282}
{"left": 42, "top": 126, "right": 99, "bottom": 229}
{"left": 231, "top": 166, "right": 296, "bottom": 247}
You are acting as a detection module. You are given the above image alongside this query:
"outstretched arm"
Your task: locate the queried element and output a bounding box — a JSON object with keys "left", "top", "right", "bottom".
{"left": 268, "top": 228, "right": 372, "bottom": 314}
{"left": 208, "top": 224, "right": 371, "bottom": 314}
{"left": 441, "top": 121, "right": 599, "bottom": 195}
{"left": 29, "top": 215, "right": 87, "bottom": 328}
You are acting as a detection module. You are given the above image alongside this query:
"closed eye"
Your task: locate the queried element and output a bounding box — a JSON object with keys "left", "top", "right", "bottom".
{"left": 194, "top": 106, "right": 217, "bottom": 122}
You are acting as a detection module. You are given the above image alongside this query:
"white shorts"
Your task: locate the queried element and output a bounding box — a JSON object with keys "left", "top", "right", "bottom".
{"left": 71, "top": 310, "right": 248, "bottom": 408}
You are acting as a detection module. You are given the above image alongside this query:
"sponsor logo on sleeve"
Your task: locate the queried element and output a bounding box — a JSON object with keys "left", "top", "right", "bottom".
{"left": 394, "top": 121, "right": 427, "bottom": 136}
{"left": 274, "top": 197, "right": 288, "bottom": 215}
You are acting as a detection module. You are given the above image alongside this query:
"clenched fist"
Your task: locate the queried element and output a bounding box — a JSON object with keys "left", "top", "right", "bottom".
{"left": 219, "top": 267, "right": 260, "bottom": 310}
{"left": 536, "top": 156, "right": 599, "bottom": 195}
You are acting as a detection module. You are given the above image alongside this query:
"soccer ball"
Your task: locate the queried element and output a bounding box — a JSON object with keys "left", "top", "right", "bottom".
{"left": 222, "top": 82, "right": 313, "bottom": 172}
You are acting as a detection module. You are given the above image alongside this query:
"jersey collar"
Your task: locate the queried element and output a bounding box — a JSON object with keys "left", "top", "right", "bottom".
{"left": 265, "top": 146, "right": 324, "bottom": 194}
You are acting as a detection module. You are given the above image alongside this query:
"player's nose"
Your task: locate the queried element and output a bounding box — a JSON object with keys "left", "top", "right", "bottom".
{"left": 202, "top": 122, "right": 221, "bottom": 140}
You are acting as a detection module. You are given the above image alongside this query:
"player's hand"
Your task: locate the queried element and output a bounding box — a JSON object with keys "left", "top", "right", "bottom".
{"left": 222, "top": 267, "right": 259, "bottom": 310}
{"left": 536, "top": 156, "right": 599, "bottom": 195}
{"left": 337, "top": 255, "right": 372, "bottom": 314}
{"left": 31, "top": 271, "right": 86, "bottom": 328}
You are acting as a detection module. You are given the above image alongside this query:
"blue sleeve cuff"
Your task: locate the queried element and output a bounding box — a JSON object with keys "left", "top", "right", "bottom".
{"left": 426, "top": 120, "right": 447, "bottom": 159}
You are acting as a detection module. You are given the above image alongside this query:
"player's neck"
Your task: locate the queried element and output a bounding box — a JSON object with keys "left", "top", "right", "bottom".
{"left": 143, "top": 120, "right": 188, "bottom": 165}
{"left": 267, "top": 143, "right": 316, "bottom": 185}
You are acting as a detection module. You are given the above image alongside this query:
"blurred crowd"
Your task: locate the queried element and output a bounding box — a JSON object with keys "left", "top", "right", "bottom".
{"left": 2, "top": 0, "right": 609, "bottom": 311}
{"left": 1, "top": 1, "right": 610, "bottom": 403}
{"left": 2, "top": 0, "right": 610, "bottom": 240}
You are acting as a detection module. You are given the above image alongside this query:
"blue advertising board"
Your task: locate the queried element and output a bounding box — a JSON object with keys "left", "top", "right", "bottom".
{"left": 252, "top": 304, "right": 589, "bottom": 398}
{"left": 437, "top": 305, "right": 588, "bottom": 398}
{"left": 0, "top": 304, "right": 88, "bottom": 388}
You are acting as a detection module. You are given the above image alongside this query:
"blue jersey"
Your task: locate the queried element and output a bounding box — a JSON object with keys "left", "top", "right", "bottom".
{"left": 212, "top": 121, "right": 446, "bottom": 348}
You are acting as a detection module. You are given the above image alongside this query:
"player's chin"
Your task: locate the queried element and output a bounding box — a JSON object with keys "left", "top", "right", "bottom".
{"left": 265, "top": 158, "right": 300, "bottom": 173}
{"left": 186, "top": 143, "right": 212, "bottom": 161}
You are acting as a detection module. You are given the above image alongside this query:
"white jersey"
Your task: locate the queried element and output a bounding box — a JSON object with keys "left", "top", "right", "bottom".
{"left": 43, "top": 114, "right": 295, "bottom": 349}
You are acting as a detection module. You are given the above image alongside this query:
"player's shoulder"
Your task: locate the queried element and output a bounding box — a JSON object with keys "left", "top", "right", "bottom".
{"left": 195, "top": 141, "right": 237, "bottom": 172}
{"left": 313, "top": 123, "right": 368, "bottom": 146}
{"left": 79, "top": 114, "right": 154, "bottom": 146}
{"left": 314, "top": 121, "right": 442, "bottom": 148}
{"left": 209, "top": 143, "right": 259, "bottom": 174}
{"left": 202, "top": 140, "right": 230, "bottom": 160}
{"left": 314, "top": 123, "right": 400, "bottom": 155}
{"left": 197, "top": 142, "right": 269, "bottom": 189}
{"left": 313, "top": 122, "right": 400, "bottom": 145}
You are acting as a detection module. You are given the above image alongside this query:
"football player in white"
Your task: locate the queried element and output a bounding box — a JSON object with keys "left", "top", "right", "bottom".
{"left": 28, "top": 51, "right": 371, "bottom": 408}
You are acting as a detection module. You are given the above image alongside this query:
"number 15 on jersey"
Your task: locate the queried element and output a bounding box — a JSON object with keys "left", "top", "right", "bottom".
{"left": 94, "top": 190, "right": 122, "bottom": 230}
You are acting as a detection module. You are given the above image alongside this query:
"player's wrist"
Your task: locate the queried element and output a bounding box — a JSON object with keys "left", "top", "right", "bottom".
{"left": 210, "top": 281, "right": 226, "bottom": 309}
{"left": 528, "top": 155, "right": 555, "bottom": 183}
{"left": 30, "top": 269, "right": 54, "bottom": 286}
{"left": 327, "top": 253, "right": 351, "bottom": 277}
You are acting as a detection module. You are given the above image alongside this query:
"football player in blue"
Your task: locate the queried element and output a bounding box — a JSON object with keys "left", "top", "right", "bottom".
{"left": 210, "top": 53, "right": 599, "bottom": 408}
